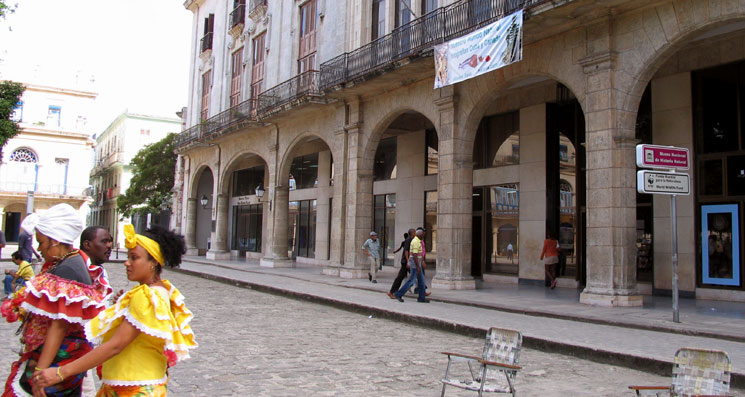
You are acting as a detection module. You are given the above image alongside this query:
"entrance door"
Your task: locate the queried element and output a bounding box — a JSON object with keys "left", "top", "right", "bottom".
{"left": 471, "top": 215, "right": 483, "bottom": 277}
{"left": 4, "top": 212, "right": 21, "bottom": 242}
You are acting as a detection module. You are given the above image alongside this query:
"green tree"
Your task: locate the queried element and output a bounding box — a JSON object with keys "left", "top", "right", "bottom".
{"left": 117, "top": 133, "right": 177, "bottom": 218}
{"left": 0, "top": 1, "right": 16, "bottom": 20}
{"left": 0, "top": 80, "right": 25, "bottom": 159}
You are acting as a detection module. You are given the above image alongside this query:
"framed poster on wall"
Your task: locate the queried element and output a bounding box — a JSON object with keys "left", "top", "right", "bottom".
{"left": 701, "top": 204, "right": 740, "bottom": 286}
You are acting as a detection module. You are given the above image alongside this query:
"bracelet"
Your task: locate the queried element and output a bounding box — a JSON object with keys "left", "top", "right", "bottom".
{"left": 56, "top": 367, "right": 64, "bottom": 382}
{"left": 34, "top": 367, "right": 43, "bottom": 371}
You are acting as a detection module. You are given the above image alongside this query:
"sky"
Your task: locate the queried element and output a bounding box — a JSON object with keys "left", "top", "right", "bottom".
{"left": 0, "top": 0, "right": 193, "bottom": 134}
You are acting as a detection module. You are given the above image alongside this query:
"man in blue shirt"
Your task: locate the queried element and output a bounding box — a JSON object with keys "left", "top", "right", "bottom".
{"left": 361, "top": 231, "right": 381, "bottom": 283}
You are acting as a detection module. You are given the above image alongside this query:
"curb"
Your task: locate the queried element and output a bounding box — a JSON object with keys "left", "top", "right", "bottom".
{"left": 170, "top": 266, "right": 745, "bottom": 388}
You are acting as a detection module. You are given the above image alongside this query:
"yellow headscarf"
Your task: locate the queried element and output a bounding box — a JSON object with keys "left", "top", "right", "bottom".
{"left": 124, "top": 224, "right": 165, "bottom": 265}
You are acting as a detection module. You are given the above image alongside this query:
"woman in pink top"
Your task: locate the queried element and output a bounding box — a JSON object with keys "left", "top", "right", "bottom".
{"left": 540, "top": 231, "right": 561, "bottom": 289}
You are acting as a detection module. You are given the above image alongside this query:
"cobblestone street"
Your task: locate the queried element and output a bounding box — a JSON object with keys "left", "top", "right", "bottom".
{"left": 0, "top": 264, "right": 678, "bottom": 396}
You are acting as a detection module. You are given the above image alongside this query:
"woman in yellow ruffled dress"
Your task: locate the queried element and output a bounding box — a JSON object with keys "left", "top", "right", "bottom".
{"left": 34, "top": 225, "right": 197, "bottom": 397}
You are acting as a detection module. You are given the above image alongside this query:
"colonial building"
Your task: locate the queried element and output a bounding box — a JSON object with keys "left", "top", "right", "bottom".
{"left": 174, "top": 0, "right": 745, "bottom": 305}
{"left": 0, "top": 82, "right": 96, "bottom": 242}
{"left": 89, "top": 112, "right": 181, "bottom": 249}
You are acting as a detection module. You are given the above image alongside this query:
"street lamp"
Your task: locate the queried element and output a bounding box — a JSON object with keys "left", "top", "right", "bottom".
{"left": 200, "top": 194, "right": 209, "bottom": 209}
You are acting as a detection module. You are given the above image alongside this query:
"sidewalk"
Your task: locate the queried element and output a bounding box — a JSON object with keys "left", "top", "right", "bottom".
{"left": 174, "top": 256, "right": 745, "bottom": 388}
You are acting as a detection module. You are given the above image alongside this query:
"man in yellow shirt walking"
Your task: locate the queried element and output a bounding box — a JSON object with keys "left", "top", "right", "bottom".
{"left": 392, "top": 227, "right": 429, "bottom": 303}
{"left": 4, "top": 251, "right": 35, "bottom": 296}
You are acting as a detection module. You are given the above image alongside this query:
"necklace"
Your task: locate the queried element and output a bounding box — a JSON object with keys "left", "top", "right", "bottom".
{"left": 43, "top": 250, "right": 79, "bottom": 274}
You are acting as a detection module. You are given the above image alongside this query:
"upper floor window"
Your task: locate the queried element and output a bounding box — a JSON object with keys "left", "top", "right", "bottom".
{"left": 48, "top": 105, "right": 61, "bottom": 127}
{"left": 422, "top": 0, "right": 437, "bottom": 14}
{"left": 201, "top": 72, "right": 211, "bottom": 121}
{"left": 11, "top": 101, "right": 22, "bottom": 122}
{"left": 230, "top": 50, "right": 243, "bottom": 107}
{"left": 298, "top": 0, "right": 317, "bottom": 73}
{"left": 230, "top": 0, "right": 246, "bottom": 29}
{"left": 395, "top": 0, "right": 412, "bottom": 27}
{"left": 201, "top": 14, "right": 215, "bottom": 53}
{"left": 9, "top": 147, "right": 38, "bottom": 163}
{"left": 251, "top": 32, "right": 266, "bottom": 101}
{"left": 372, "top": 0, "right": 386, "bottom": 40}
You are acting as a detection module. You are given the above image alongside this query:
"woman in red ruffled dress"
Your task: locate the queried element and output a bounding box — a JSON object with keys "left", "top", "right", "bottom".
{"left": 1, "top": 204, "right": 112, "bottom": 397}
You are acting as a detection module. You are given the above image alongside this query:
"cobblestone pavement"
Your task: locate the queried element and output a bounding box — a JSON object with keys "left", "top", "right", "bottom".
{"left": 0, "top": 264, "right": 712, "bottom": 396}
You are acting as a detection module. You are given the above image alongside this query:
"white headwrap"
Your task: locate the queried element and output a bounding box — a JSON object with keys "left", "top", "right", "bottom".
{"left": 20, "top": 213, "right": 39, "bottom": 234}
{"left": 34, "top": 204, "right": 84, "bottom": 245}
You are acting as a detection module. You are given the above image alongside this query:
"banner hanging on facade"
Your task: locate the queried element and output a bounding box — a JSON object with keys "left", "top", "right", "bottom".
{"left": 434, "top": 10, "right": 523, "bottom": 88}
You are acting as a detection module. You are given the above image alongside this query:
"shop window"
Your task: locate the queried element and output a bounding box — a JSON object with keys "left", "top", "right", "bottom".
{"left": 232, "top": 165, "right": 265, "bottom": 197}
{"left": 233, "top": 204, "right": 262, "bottom": 252}
{"left": 373, "top": 137, "right": 397, "bottom": 181}
{"left": 424, "top": 191, "right": 437, "bottom": 264}
{"left": 473, "top": 111, "right": 519, "bottom": 169}
{"left": 701, "top": 204, "right": 740, "bottom": 286}
{"left": 289, "top": 153, "right": 318, "bottom": 190}
{"left": 373, "top": 194, "right": 396, "bottom": 265}
{"left": 473, "top": 184, "right": 519, "bottom": 275}
{"left": 425, "top": 129, "right": 438, "bottom": 175}
{"left": 288, "top": 199, "right": 316, "bottom": 258}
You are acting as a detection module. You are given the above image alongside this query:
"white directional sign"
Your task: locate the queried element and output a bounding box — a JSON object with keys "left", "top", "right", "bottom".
{"left": 637, "top": 170, "right": 690, "bottom": 195}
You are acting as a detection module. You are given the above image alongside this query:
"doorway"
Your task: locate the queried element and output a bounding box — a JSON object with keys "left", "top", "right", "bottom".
{"left": 4, "top": 212, "right": 21, "bottom": 243}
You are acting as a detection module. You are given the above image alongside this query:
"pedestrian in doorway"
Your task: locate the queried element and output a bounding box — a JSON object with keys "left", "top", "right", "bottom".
{"left": 362, "top": 231, "right": 381, "bottom": 283}
{"left": 506, "top": 242, "right": 514, "bottom": 264}
{"left": 540, "top": 231, "right": 560, "bottom": 289}
{"left": 388, "top": 229, "right": 414, "bottom": 298}
{"left": 18, "top": 214, "right": 41, "bottom": 264}
{"left": 393, "top": 227, "right": 428, "bottom": 303}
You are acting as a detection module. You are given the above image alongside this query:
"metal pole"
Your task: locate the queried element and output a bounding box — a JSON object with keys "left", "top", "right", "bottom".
{"left": 671, "top": 194, "right": 679, "bottom": 323}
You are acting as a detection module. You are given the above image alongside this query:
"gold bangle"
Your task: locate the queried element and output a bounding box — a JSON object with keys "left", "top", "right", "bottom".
{"left": 34, "top": 366, "right": 43, "bottom": 371}
{"left": 56, "top": 367, "right": 64, "bottom": 382}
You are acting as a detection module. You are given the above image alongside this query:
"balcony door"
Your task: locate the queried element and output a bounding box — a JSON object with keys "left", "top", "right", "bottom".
{"left": 298, "top": 0, "right": 317, "bottom": 74}
{"left": 251, "top": 32, "right": 266, "bottom": 110}
{"left": 230, "top": 50, "right": 243, "bottom": 108}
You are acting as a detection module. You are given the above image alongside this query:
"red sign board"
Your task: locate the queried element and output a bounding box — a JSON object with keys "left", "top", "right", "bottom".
{"left": 635, "top": 144, "right": 689, "bottom": 170}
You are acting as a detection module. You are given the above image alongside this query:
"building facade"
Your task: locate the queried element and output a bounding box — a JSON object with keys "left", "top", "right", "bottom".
{"left": 0, "top": 83, "right": 96, "bottom": 242}
{"left": 174, "top": 0, "right": 745, "bottom": 304}
{"left": 89, "top": 113, "right": 181, "bottom": 249}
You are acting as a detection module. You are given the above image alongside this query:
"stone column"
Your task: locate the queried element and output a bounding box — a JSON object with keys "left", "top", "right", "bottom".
{"left": 432, "top": 86, "right": 476, "bottom": 290}
{"left": 184, "top": 198, "right": 198, "bottom": 256}
{"left": 578, "top": 45, "right": 642, "bottom": 306}
{"left": 260, "top": 185, "right": 293, "bottom": 267}
{"left": 206, "top": 194, "right": 230, "bottom": 260}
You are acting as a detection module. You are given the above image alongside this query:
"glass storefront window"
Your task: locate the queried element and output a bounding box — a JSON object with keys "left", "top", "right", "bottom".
{"left": 473, "top": 111, "right": 519, "bottom": 169}
{"left": 288, "top": 199, "right": 317, "bottom": 258}
{"left": 373, "top": 194, "right": 396, "bottom": 265}
{"left": 232, "top": 165, "right": 265, "bottom": 197}
{"left": 232, "top": 204, "right": 262, "bottom": 252}
{"left": 473, "top": 184, "right": 519, "bottom": 275}
{"left": 289, "top": 153, "right": 319, "bottom": 190}
{"left": 424, "top": 191, "right": 437, "bottom": 264}
{"left": 701, "top": 204, "right": 740, "bottom": 286}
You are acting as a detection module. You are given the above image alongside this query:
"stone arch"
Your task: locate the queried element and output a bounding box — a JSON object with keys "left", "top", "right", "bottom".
{"left": 218, "top": 151, "right": 271, "bottom": 196}
{"left": 360, "top": 107, "right": 439, "bottom": 172}
{"left": 622, "top": 8, "right": 745, "bottom": 116}
{"left": 277, "top": 132, "right": 337, "bottom": 186}
{"left": 189, "top": 164, "right": 215, "bottom": 199}
{"left": 461, "top": 72, "right": 587, "bottom": 154}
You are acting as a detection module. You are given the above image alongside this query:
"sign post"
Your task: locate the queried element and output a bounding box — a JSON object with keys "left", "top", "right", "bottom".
{"left": 636, "top": 144, "right": 690, "bottom": 323}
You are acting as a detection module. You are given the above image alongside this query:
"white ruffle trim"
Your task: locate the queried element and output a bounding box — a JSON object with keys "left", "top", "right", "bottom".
{"left": 20, "top": 301, "right": 88, "bottom": 324}
{"left": 101, "top": 376, "right": 168, "bottom": 386}
{"left": 25, "top": 277, "right": 112, "bottom": 310}
{"left": 10, "top": 359, "right": 33, "bottom": 397}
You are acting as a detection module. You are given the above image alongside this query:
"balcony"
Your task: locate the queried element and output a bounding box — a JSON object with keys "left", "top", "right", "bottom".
{"left": 248, "top": 0, "right": 267, "bottom": 20}
{"left": 230, "top": 3, "right": 245, "bottom": 29}
{"left": 200, "top": 32, "right": 213, "bottom": 54}
{"left": 255, "top": 70, "right": 321, "bottom": 116}
{"left": 92, "top": 151, "right": 125, "bottom": 175}
{"left": 0, "top": 181, "right": 89, "bottom": 197}
{"left": 320, "top": 0, "right": 549, "bottom": 90}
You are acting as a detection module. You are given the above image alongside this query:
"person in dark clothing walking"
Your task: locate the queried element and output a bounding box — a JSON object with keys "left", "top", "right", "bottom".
{"left": 18, "top": 216, "right": 41, "bottom": 263}
{"left": 388, "top": 229, "right": 414, "bottom": 299}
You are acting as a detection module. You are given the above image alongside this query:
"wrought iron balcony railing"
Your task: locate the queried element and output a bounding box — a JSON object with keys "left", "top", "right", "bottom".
{"left": 200, "top": 32, "right": 213, "bottom": 53}
{"left": 320, "top": 0, "right": 547, "bottom": 89}
{"left": 255, "top": 70, "right": 320, "bottom": 115}
{"left": 230, "top": 3, "right": 245, "bottom": 28}
{"left": 248, "top": 0, "right": 267, "bottom": 17}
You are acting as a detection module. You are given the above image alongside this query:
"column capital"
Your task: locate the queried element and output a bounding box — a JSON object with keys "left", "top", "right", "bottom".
{"left": 579, "top": 51, "right": 616, "bottom": 74}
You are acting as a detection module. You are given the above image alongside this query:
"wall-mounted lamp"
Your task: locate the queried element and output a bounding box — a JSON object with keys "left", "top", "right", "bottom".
{"left": 200, "top": 194, "right": 209, "bottom": 209}
{"left": 255, "top": 185, "right": 265, "bottom": 198}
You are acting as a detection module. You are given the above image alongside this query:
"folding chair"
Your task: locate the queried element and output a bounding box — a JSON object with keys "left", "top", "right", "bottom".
{"left": 629, "top": 348, "right": 732, "bottom": 396}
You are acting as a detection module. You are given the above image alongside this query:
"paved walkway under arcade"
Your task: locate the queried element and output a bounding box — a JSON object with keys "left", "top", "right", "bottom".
{"left": 176, "top": 255, "right": 745, "bottom": 387}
